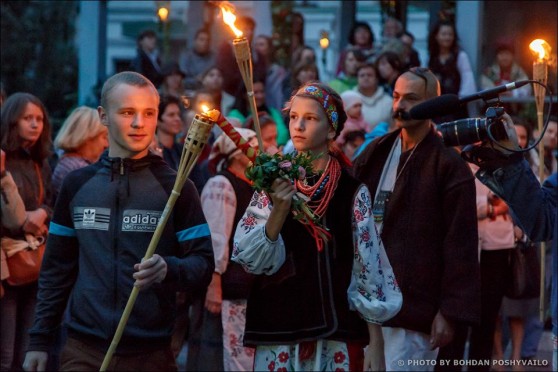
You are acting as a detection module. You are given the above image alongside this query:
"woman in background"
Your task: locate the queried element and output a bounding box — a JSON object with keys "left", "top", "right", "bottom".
{"left": 480, "top": 39, "right": 531, "bottom": 116}
{"left": 194, "top": 129, "right": 259, "bottom": 371}
{"left": 289, "top": 11, "right": 306, "bottom": 67}
{"left": 1, "top": 149, "right": 26, "bottom": 298}
{"left": 427, "top": 20, "right": 476, "bottom": 121}
{"left": 375, "top": 51, "right": 403, "bottom": 96}
{"left": 1, "top": 93, "right": 53, "bottom": 371}
{"left": 200, "top": 66, "right": 235, "bottom": 117}
{"left": 328, "top": 48, "right": 363, "bottom": 94}
{"left": 354, "top": 63, "right": 393, "bottom": 133}
{"left": 52, "top": 106, "right": 108, "bottom": 201}
{"left": 335, "top": 21, "right": 377, "bottom": 76}
{"left": 155, "top": 95, "right": 184, "bottom": 172}
{"left": 254, "top": 35, "right": 289, "bottom": 112}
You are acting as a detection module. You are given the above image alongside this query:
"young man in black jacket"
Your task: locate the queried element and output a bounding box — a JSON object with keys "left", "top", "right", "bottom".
{"left": 23, "top": 71, "right": 214, "bottom": 371}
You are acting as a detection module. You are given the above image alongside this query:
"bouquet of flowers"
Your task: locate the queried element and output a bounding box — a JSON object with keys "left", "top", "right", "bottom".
{"left": 245, "top": 151, "right": 332, "bottom": 250}
{"left": 210, "top": 113, "right": 331, "bottom": 250}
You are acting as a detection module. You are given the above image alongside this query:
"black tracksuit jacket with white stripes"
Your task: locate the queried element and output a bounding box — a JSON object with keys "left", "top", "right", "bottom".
{"left": 28, "top": 152, "right": 214, "bottom": 353}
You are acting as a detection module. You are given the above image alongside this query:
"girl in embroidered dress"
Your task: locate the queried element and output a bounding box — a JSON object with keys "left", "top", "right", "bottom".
{"left": 232, "top": 81, "right": 402, "bottom": 371}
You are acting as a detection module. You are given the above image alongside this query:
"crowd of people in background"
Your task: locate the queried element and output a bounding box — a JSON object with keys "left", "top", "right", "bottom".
{"left": 1, "top": 10, "right": 556, "bottom": 372}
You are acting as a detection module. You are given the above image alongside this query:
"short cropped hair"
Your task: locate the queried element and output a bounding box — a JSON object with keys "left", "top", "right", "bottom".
{"left": 402, "top": 67, "right": 440, "bottom": 99}
{"left": 54, "top": 106, "right": 107, "bottom": 152}
{"left": 100, "top": 71, "right": 158, "bottom": 109}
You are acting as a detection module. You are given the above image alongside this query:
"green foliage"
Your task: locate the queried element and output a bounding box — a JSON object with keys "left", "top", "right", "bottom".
{"left": 245, "top": 151, "right": 319, "bottom": 193}
{"left": 1, "top": 0, "right": 78, "bottom": 130}
{"left": 270, "top": 1, "right": 293, "bottom": 69}
{"left": 245, "top": 150, "right": 329, "bottom": 233}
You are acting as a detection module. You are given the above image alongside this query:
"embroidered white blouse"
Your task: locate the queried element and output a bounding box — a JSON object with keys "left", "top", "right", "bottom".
{"left": 200, "top": 175, "right": 237, "bottom": 275}
{"left": 231, "top": 184, "right": 403, "bottom": 324}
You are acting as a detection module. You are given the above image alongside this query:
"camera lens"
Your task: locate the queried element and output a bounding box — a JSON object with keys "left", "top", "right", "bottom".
{"left": 437, "top": 118, "right": 487, "bottom": 147}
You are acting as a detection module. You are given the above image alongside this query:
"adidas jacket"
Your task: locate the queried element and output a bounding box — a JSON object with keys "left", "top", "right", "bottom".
{"left": 28, "top": 152, "right": 214, "bottom": 353}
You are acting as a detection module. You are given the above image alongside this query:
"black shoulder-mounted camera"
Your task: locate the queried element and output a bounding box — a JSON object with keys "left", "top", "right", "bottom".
{"left": 437, "top": 106, "right": 508, "bottom": 147}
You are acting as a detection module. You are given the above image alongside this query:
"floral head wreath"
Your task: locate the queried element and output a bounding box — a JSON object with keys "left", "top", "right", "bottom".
{"left": 296, "top": 85, "right": 339, "bottom": 131}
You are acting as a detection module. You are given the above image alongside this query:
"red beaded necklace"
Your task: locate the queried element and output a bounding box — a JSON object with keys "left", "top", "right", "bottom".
{"left": 296, "top": 156, "right": 341, "bottom": 217}
{"left": 294, "top": 156, "right": 342, "bottom": 251}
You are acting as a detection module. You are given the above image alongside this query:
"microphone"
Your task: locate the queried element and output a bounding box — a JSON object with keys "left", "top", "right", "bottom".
{"left": 408, "top": 94, "right": 460, "bottom": 120}
{"left": 408, "top": 80, "right": 530, "bottom": 120}
{"left": 459, "top": 80, "right": 530, "bottom": 103}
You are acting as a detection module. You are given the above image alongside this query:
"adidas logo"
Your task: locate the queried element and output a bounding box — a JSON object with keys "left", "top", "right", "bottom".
{"left": 83, "top": 209, "right": 96, "bottom": 225}
{"left": 122, "top": 210, "right": 162, "bottom": 232}
{"left": 123, "top": 213, "right": 160, "bottom": 225}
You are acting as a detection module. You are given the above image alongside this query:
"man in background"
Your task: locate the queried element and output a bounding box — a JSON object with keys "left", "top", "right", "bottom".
{"left": 130, "top": 30, "right": 163, "bottom": 88}
{"left": 179, "top": 27, "right": 216, "bottom": 92}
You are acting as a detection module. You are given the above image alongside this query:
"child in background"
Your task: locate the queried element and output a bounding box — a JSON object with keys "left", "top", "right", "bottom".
{"left": 342, "top": 130, "right": 366, "bottom": 160}
{"left": 336, "top": 90, "right": 368, "bottom": 147}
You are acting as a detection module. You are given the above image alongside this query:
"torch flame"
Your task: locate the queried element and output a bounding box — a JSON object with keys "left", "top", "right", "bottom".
{"left": 529, "top": 39, "right": 552, "bottom": 61}
{"left": 219, "top": 3, "right": 243, "bottom": 38}
{"left": 200, "top": 104, "right": 221, "bottom": 121}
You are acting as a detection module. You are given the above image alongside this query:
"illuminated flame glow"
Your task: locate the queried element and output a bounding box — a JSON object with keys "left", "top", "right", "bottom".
{"left": 529, "top": 39, "right": 552, "bottom": 61}
{"left": 219, "top": 3, "right": 243, "bottom": 38}
{"left": 157, "top": 7, "right": 169, "bottom": 22}
{"left": 320, "top": 31, "right": 329, "bottom": 49}
{"left": 199, "top": 104, "right": 220, "bottom": 121}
